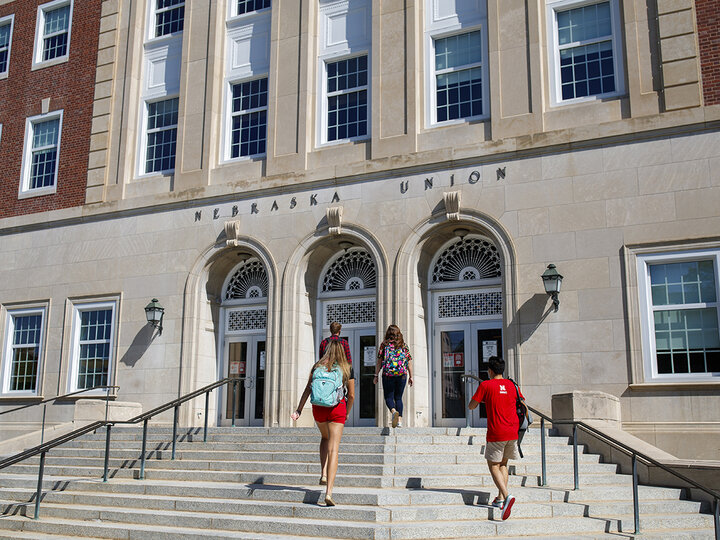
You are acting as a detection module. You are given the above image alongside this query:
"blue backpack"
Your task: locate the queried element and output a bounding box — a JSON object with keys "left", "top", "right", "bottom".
{"left": 310, "top": 366, "right": 344, "bottom": 407}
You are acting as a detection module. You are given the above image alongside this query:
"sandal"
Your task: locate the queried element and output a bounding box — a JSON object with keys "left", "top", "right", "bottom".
{"left": 319, "top": 476, "right": 327, "bottom": 485}
{"left": 324, "top": 495, "right": 336, "bottom": 507}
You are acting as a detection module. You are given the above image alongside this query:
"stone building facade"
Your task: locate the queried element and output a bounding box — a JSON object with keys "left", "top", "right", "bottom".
{"left": 1, "top": 0, "right": 719, "bottom": 459}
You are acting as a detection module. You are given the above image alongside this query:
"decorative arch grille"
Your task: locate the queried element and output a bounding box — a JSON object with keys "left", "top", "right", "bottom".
{"left": 322, "top": 248, "right": 377, "bottom": 292}
{"left": 225, "top": 259, "right": 269, "bottom": 300}
{"left": 431, "top": 237, "right": 501, "bottom": 284}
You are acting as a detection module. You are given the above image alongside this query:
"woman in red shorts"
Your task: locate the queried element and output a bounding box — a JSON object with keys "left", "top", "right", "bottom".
{"left": 291, "top": 341, "right": 355, "bottom": 506}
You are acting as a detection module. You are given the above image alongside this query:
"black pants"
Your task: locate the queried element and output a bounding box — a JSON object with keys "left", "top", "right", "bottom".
{"left": 382, "top": 375, "right": 407, "bottom": 417}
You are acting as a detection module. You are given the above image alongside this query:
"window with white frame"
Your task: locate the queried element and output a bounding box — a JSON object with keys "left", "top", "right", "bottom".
{"left": 33, "top": 0, "right": 73, "bottom": 67}
{"left": 317, "top": 0, "right": 371, "bottom": 146}
{"left": 547, "top": 0, "right": 624, "bottom": 104}
{"left": 70, "top": 302, "right": 116, "bottom": 391}
{"left": 325, "top": 55, "right": 368, "bottom": 142}
{"left": 424, "top": 0, "right": 489, "bottom": 127}
{"left": 230, "top": 78, "right": 268, "bottom": 158}
{"left": 144, "top": 97, "right": 178, "bottom": 174}
{"left": 0, "top": 15, "right": 14, "bottom": 77}
{"left": 153, "top": 0, "right": 184, "bottom": 38}
{"left": 433, "top": 31, "right": 485, "bottom": 122}
{"left": 2, "top": 309, "right": 46, "bottom": 395}
{"left": 20, "top": 111, "right": 63, "bottom": 196}
{"left": 638, "top": 250, "right": 720, "bottom": 381}
{"left": 235, "top": 0, "right": 271, "bottom": 16}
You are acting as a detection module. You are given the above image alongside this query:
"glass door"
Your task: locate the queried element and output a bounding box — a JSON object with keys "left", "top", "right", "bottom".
{"left": 222, "top": 335, "right": 264, "bottom": 426}
{"left": 433, "top": 323, "right": 502, "bottom": 427}
{"left": 321, "top": 328, "right": 377, "bottom": 427}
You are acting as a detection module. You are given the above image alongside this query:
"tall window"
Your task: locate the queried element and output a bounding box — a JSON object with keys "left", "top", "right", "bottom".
{"left": 154, "top": 0, "right": 184, "bottom": 38}
{"left": 230, "top": 78, "right": 268, "bottom": 158}
{"left": 326, "top": 55, "right": 368, "bottom": 142}
{"left": 33, "top": 0, "right": 73, "bottom": 67}
{"left": 638, "top": 250, "right": 720, "bottom": 380}
{"left": 0, "top": 15, "right": 13, "bottom": 77}
{"left": 236, "top": 0, "right": 271, "bottom": 16}
{"left": 72, "top": 303, "right": 116, "bottom": 391}
{"left": 20, "top": 111, "right": 63, "bottom": 196}
{"left": 145, "top": 97, "right": 178, "bottom": 174}
{"left": 2, "top": 310, "right": 45, "bottom": 394}
{"left": 434, "top": 31, "right": 484, "bottom": 122}
{"left": 548, "top": 0, "right": 624, "bottom": 104}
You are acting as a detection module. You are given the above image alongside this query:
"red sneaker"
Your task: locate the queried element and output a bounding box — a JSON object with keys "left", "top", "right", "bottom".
{"left": 501, "top": 495, "right": 515, "bottom": 520}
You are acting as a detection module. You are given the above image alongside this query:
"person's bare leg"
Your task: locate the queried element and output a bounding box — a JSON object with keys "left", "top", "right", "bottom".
{"left": 325, "top": 421, "right": 345, "bottom": 502}
{"left": 317, "top": 422, "right": 330, "bottom": 483}
{"left": 487, "top": 461, "right": 509, "bottom": 501}
{"left": 500, "top": 459, "right": 509, "bottom": 498}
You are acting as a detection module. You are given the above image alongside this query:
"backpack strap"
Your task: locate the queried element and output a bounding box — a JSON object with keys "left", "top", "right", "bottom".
{"left": 507, "top": 378, "right": 527, "bottom": 459}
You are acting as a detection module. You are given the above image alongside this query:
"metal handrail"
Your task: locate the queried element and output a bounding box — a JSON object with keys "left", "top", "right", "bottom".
{"left": 0, "top": 385, "right": 119, "bottom": 416}
{"left": 525, "top": 404, "right": 720, "bottom": 538}
{"left": 0, "top": 376, "right": 246, "bottom": 520}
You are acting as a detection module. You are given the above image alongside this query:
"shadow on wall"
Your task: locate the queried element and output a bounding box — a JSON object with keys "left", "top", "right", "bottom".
{"left": 120, "top": 324, "right": 156, "bottom": 367}
{"left": 517, "top": 293, "right": 554, "bottom": 344}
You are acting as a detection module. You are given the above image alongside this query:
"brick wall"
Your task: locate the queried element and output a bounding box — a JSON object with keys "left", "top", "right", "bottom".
{"left": 696, "top": 0, "right": 720, "bottom": 106}
{"left": 0, "top": 1, "right": 101, "bottom": 219}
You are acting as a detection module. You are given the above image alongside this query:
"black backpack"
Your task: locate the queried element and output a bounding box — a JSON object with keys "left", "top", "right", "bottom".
{"left": 508, "top": 378, "right": 532, "bottom": 458}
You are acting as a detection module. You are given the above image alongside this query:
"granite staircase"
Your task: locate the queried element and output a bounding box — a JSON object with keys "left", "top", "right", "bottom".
{"left": 0, "top": 427, "right": 715, "bottom": 539}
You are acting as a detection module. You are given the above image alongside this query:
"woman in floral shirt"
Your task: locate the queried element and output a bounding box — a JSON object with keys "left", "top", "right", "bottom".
{"left": 373, "top": 325, "right": 413, "bottom": 427}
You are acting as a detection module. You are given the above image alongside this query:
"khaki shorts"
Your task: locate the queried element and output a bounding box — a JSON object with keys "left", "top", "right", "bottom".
{"left": 484, "top": 440, "right": 519, "bottom": 462}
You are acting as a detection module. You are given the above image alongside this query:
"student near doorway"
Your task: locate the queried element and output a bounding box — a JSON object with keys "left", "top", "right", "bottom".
{"left": 374, "top": 325, "right": 414, "bottom": 428}
{"left": 468, "top": 356, "right": 522, "bottom": 521}
{"left": 319, "top": 321, "right": 352, "bottom": 364}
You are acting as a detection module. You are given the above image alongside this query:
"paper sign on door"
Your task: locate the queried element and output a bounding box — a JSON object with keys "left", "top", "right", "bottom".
{"left": 453, "top": 353, "right": 464, "bottom": 367}
{"left": 482, "top": 341, "right": 497, "bottom": 362}
{"left": 259, "top": 351, "right": 266, "bottom": 371}
{"left": 363, "top": 346, "right": 376, "bottom": 366}
{"left": 229, "top": 361, "right": 241, "bottom": 375}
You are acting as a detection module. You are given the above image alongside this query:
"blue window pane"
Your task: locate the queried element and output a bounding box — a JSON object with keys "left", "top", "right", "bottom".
{"left": 231, "top": 78, "right": 268, "bottom": 158}
{"left": 326, "top": 57, "right": 368, "bottom": 141}
{"left": 237, "top": 0, "right": 271, "bottom": 15}
{"left": 436, "top": 67, "right": 483, "bottom": 121}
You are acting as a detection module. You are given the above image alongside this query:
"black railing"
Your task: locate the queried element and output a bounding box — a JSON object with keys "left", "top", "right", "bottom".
{"left": 527, "top": 404, "right": 720, "bottom": 539}
{"left": 0, "top": 377, "right": 246, "bottom": 519}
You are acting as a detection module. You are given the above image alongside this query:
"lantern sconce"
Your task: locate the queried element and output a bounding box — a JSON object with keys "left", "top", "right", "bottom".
{"left": 541, "top": 264, "right": 563, "bottom": 312}
{"left": 144, "top": 298, "right": 165, "bottom": 335}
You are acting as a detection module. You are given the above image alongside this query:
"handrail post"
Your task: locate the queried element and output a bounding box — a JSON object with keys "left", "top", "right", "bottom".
{"left": 203, "top": 390, "right": 210, "bottom": 442}
{"left": 231, "top": 379, "right": 237, "bottom": 428}
{"left": 713, "top": 497, "right": 718, "bottom": 540}
{"left": 573, "top": 424, "right": 579, "bottom": 490}
{"left": 40, "top": 404, "right": 47, "bottom": 447}
{"left": 171, "top": 405, "right": 179, "bottom": 460}
{"left": 103, "top": 424, "right": 112, "bottom": 482}
{"left": 33, "top": 451, "right": 46, "bottom": 519}
{"left": 139, "top": 418, "right": 148, "bottom": 480}
{"left": 632, "top": 453, "right": 640, "bottom": 534}
{"left": 540, "top": 417, "right": 547, "bottom": 487}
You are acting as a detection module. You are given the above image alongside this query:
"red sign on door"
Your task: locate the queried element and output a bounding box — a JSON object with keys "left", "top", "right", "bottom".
{"left": 453, "top": 353, "right": 464, "bottom": 367}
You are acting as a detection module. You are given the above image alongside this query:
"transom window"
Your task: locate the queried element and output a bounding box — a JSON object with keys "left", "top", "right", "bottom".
{"left": 230, "top": 78, "right": 268, "bottom": 158}
{"left": 326, "top": 55, "right": 368, "bottom": 142}
{"left": 431, "top": 236, "right": 502, "bottom": 284}
{"left": 322, "top": 248, "right": 376, "bottom": 293}
{"left": 75, "top": 306, "right": 114, "bottom": 390}
{"left": 237, "top": 0, "right": 271, "bottom": 15}
{"left": 548, "top": 0, "right": 623, "bottom": 103}
{"left": 225, "top": 259, "right": 269, "bottom": 301}
{"left": 3, "top": 310, "right": 45, "bottom": 394}
{"left": 154, "top": 0, "right": 184, "bottom": 38}
{"left": 145, "top": 97, "right": 178, "bottom": 174}
{"left": 0, "top": 16, "right": 13, "bottom": 76}
{"left": 434, "top": 31, "right": 484, "bottom": 122}
{"left": 638, "top": 250, "right": 720, "bottom": 381}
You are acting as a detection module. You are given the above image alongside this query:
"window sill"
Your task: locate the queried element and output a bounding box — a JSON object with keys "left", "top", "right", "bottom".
{"left": 0, "top": 394, "right": 42, "bottom": 402}
{"left": 629, "top": 381, "right": 720, "bottom": 392}
{"left": 0, "top": 72, "right": 7, "bottom": 81}
{"left": 31, "top": 55, "right": 69, "bottom": 71}
{"left": 549, "top": 91, "right": 625, "bottom": 108}
{"left": 18, "top": 186, "right": 57, "bottom": 199}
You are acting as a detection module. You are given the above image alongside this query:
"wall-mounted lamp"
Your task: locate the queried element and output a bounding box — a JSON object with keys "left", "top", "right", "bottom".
{"left": 541, "top": 264, "right": 563, "bottom": 312}
{"left": 144, "top": 298, "right": 165, "bottom": 335}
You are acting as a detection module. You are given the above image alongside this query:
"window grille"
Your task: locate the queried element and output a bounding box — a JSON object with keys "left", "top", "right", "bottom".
{"left": 322, "top": 248, "right": 376, "bottom": 292}
{"left": 227, "top": 308, "right": 267, "bottom": 331}
{"left": 437, "top": 292, "right": 502, "bottom": 319}
{"left": 225, "top": 259, "right": 269, "bottom": 300}
{"left": 431, "top": 237, "right": 501, "bottom": 283}
{"left": 325, "top": 300, "right": 376, "bottom": 326}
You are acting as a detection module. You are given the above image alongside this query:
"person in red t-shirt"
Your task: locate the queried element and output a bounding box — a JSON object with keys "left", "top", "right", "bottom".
{"left": 468, "top": 356, "right": 523, "bottom": 521}
{"left": 318, "top": 322, "right": 352, "bottom": 365}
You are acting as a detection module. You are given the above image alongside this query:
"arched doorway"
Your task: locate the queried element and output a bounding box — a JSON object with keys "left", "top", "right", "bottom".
{"left": 317, "top": 247, "right": 377, "bottom": 427}
{"left": 218, "top": 256, "right": 268, "bottom": 426}
{"left": 429, "top": 234, "right": 503, "bottom": 427}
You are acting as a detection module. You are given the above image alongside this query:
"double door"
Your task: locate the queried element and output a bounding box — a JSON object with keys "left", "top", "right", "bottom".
{"left": 222, "top": 334, "right": 265, "bottom": 426}
{"left": 321, "top": 328, "right": 377, "bottom": 427}
{"left": 433, "top": 323, "right": 502, "bottom": 427}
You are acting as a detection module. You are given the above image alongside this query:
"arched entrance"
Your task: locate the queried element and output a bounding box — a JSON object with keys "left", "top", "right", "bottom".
{"left": 218, "top": 256, "right": 269, "bottom": 426}
{"left": 317, "top": 247, "right": 377, "bottom": 427}
{"left": 429, "top": 234, "right": 503, "bottom": 427}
